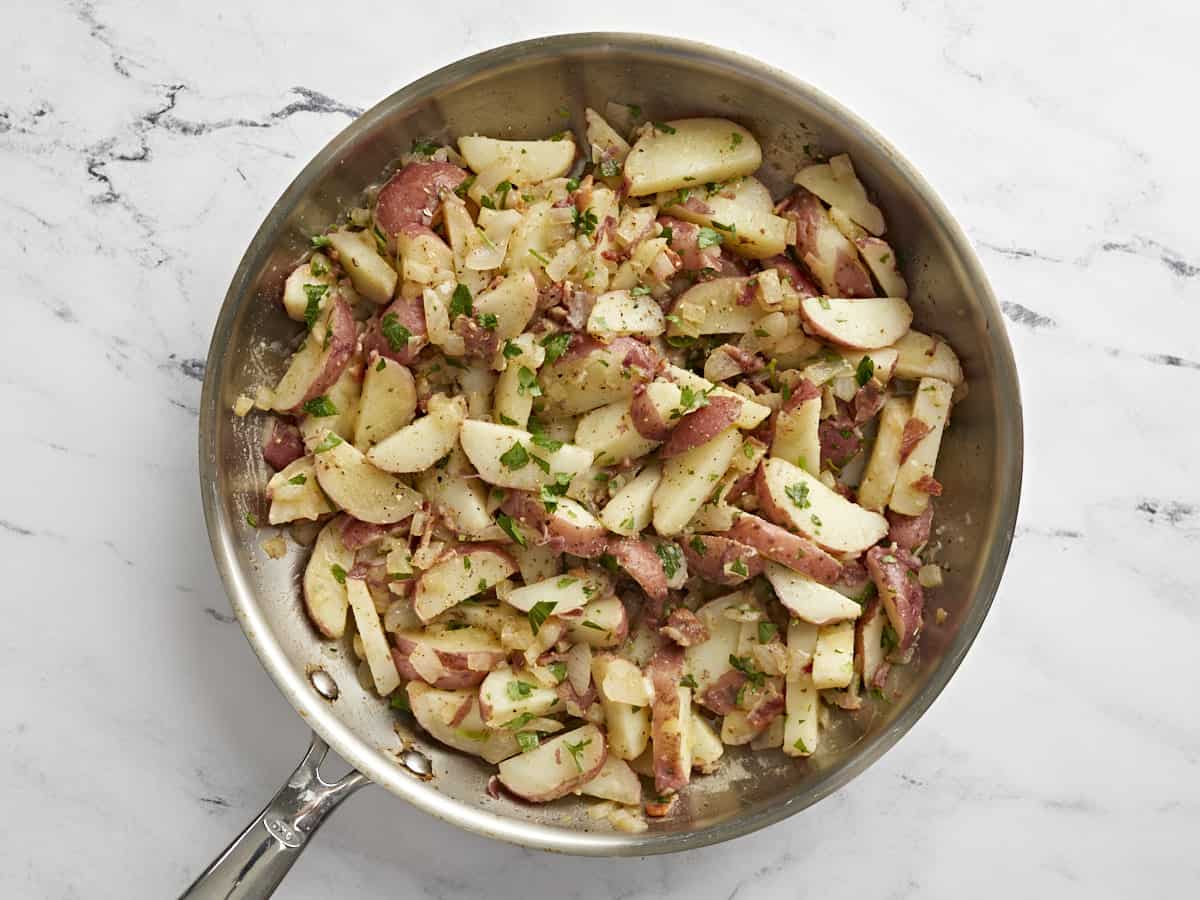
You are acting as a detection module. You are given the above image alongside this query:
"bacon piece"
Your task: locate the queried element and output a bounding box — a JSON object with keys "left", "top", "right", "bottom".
{"left": 745, "top": 681, "right": 786, "bottom": 730}
{"left": 699, "top": 670, "right": 746, "bottom": 715}
{"left": 375, "top": 161, "right": 468, "bottom": 234}
{"left": 851, "top": 380, "right": 886, "bottom": 425}
{"left": 834, "top": 557, "right": 872, "bottom": 600}
{"left": 887, "top": 504, "right": 934, "bottom": 551}
{"left": 898, "top": 418, "right": 931, "bottom": 463}
{"left": 647, "top": 645, "right": 689, "bottom": 794}
{"left": 724, "top": 513, "right": 842, "bottom": 585}
{"left": 340, "top": 518, "right": 405, "bottom": 551}
{"left": 499, "top": 491, "right": 607, "bottom": 558}
{"left": 781, "top": 376, "right": 821, "bottom": 413}
{"left": 865, "top": 545, "right": 924, "bottom": 651}
{"left": 644, "top": 794, "right": 678, "bottom": 817}
{"left": 362, "top": 296, "right": 428, "bottom": 365}
{"left": 782, "top": 188, "right": 874, "bottom": 298}
{"left": 719, "top": 344, "right": 766, "bottom": 375}
{"left": 819, "top": 409, "right": 862, "bottom": 468}
{"left": 680, "top": 534, "right": 763, "bottom": 586}
{"left": 607, "top": 536, "right": 668, "bottom": 602}
{"left": 913, "top": 474, "right": 943, "bottom": 496}
{"left": 659, "top": 396, "right": 742, "bottom": 458}
{"left": 562, "top": 287, "right": 596, "bottom": 331}
{"left": 262, "top": 418, "right": 305, "bottom": 471}
{"left": 659, "top": 608, "right": 709, "bottom": 647}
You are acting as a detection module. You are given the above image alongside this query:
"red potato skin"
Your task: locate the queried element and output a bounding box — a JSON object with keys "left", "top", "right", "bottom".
{"left": 374, "top": 162, "right": 468, "bottom": 236}
{"left": 855, "top": 596, "right": 891, "bottom": 690}
{"left": 630, "top": 383, "right": 672, "bottom": 441}
{"left": 699, "top": 669, "right": 746, "bottom": 715}
{"left": 362, "top": 295, "right": 428, "bottom": 365}
{"left": 727, "top": 510, "right": 842, "bottom": 585}
{"left": 763, "top": 254, "right": 821, "bottom": 298}
{"left": 501, "top": 738, "right": 609, "bottom": 803}
{"left": 784, "top": 189, "right": 875, "bottom": 298}
{"left": 647, "top": 645, "right": 690, "bottom": 795}
{"left": 500, "top": 491, "right": 608, "bottom": 558}
{"left": 680, "top": 534, "right": 764, "bottom": 586}
{"left": 659, "top": 396, "right": 742, "bottom": 458}
{"left": 745, "top": 680, "right": 786, "bottom": 730}
{"left": 296, "top": 296, "right": 357, "bottom": 409}
{"left": 659, "top": 607, "right": 709, "bottom": 647}
{"left": 865, "top": 545, "right": 924, "bottom": 652}
{"left": 340, "top": 517, "right": 409, "bottom": 551}
{"left": 851, "top": 380, "right": 886, "bottom": 425}
{"left": 833, "top": 557, "right": 873, "bottom": 601}
{"left": 781, "top": 376, "right": 821, "bottom": 413}
{"left": 262, "top": 417, "right": 305, "bottom": 471}
{"left": 390, "top": 646, "right": 489, "bottom": 690}
{"left": 887, "top": 504, "right": 933, "bottom": 551}
{"left": 819, "top": 408, "right": 862, "bottom": 468}
{"left": 658, "top": 216, "right": 722, "bottom": 271}
{"left": 606, "top": 536, "right": 669, "bottom": 602}
{"left": 718, "top": 344, "right": 766, "bottom": 375}
{"left": 913, "top": 474, "right": 943, "bottom": 496}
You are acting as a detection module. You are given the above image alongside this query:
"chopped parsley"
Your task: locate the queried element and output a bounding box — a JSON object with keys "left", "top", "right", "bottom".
{"left": 499, "top": 442, "right": 530, "bottom": 470}
{"left": 330, "top": 564, "right": 347, "bottom": 585}
{"left": 502, "top": 340, "right": 523, "bottom": 359}
{"left": 655, "top": 542, "right": 683, "bottom": 579}
{"left": 881, "top": 623, "right": 900, "bottom": 652}
{"left": 528, "top": 247, "right": 551, "bottom": 265}
{"left": 581, "top": 619, "right": 605, "bottom": 631}
{"left": 566, "top": 176, "right": 581, "bottom": 191}
{"left": 410, "top": 138, "right": 440, "bottom": 156}
{"left": 390, "top": 692, "right": 410, "bottom": 712}
{"left": 818, "top": 296, "right": 831, "bottom": 310}
{"left": 563, "top": 737, "right": 591, "bottom": 772}
{"left": 516, "top": 731, "right": 540, "bottom": 753}
{"left": 785, "top": 481, "right": 811, "bottom": 509}
{"left": 287, "top": 473, "right": 307, "bottom": 486}
{"left": 548, "top": 662, "right": 568, "bottom": 683}
{"left": 496, "top": 513, "right": 526, "bottom": 547}
{"left": 312, "top": 432, "right": 343, "bottom": 453}
{"left": 506, "top": 680, "right": 536, "bottom": 701}
{"left": 527, "top": 600, "right": 557, "bottom": 636}
{"left": 504, "top": 712, "right": 536, "bottom": 730}
{"left": 498, "top": 413, "right": 519, "bottom": 426}
{"left": 598, "top": 157, "right": 622, "bottom": 177}
{"left": 302, "top": 395, "right": 337, "bottom": 418}
{"left": 572, "top": 207, "right": 598, "bottom": 237}
{"left": 758, "top": 621, "right": 778, "bottom": 643}
{"left": 302, "top": 283, "right": 328, "bottom": 329}
{"left": 541, "top": 332, "right": 572, "bottom": 364}
{"left": 449, "top": 283, "right": 473, "bottom": 320}
{"left": 621, "top": 516, "right": 636, "bottom": 531}
{"left": 680, "top": 674, "right": 698, "bottom": 690}
{"left": 529, "top": 454, "right": 551, "bottom": 474}
{"left": 730, "top": 132, "right": 743, "bottom": 148}
{"left": 477, "top": 312, "right": 499, "bottom": 330}
{"left": 517, "top": 366, "right": 543, "bottom": 397}
{"left": 730, "top": 559, "right": 750, "bottom": 578}
{"left": 530, "top": 431, "right": 564, "bottom": 452}
{"left": 855, "top": 355, "right": 875, "bottom": 387}
{"left": 696, "top": 227, "right": 723, "bottom": 249}
{"left": 495, "top": 180, "right": 514, "bottom": 208}
{"left": 793, "top": 736, "right": 809, "bottom": 753}
{"left": 659, "top": 225, "right": 674, "bottom": 243}
{"left": 310, "top": 235, "right": 332, "bottom": 249}
{"left": 376, "top": 358, "right": 387, "bottom": 372}
{"left": 245, "top": 512, "right": 258, "bottom": 528}
{"left": 710, "top": 220, "right": 736, "bottom": 233}
{"left": 630, "top": 284, "right": 651, "bottom": 297}
{"left": 309, "top": 256, "right": 328, "bottom": 277}
{"left": 728, "top": 654, "right": 765, "bottom": 687}
{"left": 454, "top": 174, "right": 475, "bottom": 198}
{"left": 689, "top": 535, "right": 707, "bottom": 555}
{"left": 652, "top": 121, "right": 676, "bottom": 134}
{"left": 539, "top": 472, "right": 573, "bottom": 512}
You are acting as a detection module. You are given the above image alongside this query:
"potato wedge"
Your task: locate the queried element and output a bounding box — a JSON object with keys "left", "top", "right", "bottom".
{"left": 326, "top": 229, "right": 397, "bottom": 304}
{"left": 416, "top": 448, "right": 494, "bottom": 537}
{"left": 353, "top": 357, "right": 417, "bottom": 451}
{"left": 458, "top": 134, "right": 576, "bottom": 184}
{"left": 579, "top": 755, "right": 642, "bottom": 806}
{"left": 891, "top": 330, "right": 964, "bottom": 385}
{"left": 302, "top": 517, "right": 355, "bottom": 638}
{"left": 366, "top": 393, "right": 466, "bottom": 473}
{"left": 593, "top": 653, "right": 651, "bottom": 760}
{"left": 800, "top": 296, "right": 913, "bottom": 350}
{"left": 346, "top": 578, "right": 401, "bottom": 695}
{"left": 812, "top": 620, "right": 855, "bottom": 690}
{"left": 856, "top": 237, "right": 907, "bottom": 298}
{"left": 658, "top": 176, "right": 787, "bottom": 259}
{"left": 474, "top": 271, "right": 538, "bottom": 341}
{"left": 756, "top": 457, "right": 888, "bottom": 553}
{"left": 539, "top": 337, "right": 659, "bottom": 416}
{"left": 771, "top": 382, "right": 821, "bottom": 475}
{"left": 267, "top": 457, "right": 334, "bottom": 524}
{"left": 271, "top": 297, "right": 357, "bottom": 413}
{"left": 413, "top": 544, "right": 517, "bottom": 622}
{"left": 393, "top": 624, "right": 505, "bottom": 690}
{"left": 497, "top": 724, "right": 607, "bottom": 802}
{"left": 667, "top": 277, "right": 761, "bottom": 338}
{"left": 587, "top": 289, "right": 666, "bottom": 339}
{"left": 312, "top": 431, "right": 422, "bottom": 524}
{"left": 652, "top": 426, "right": 741, "bottom": 536}
{"left": 459, "top": 420, "right": 594, "bottom": 491}
{"left": 598, "top": 463, "right": 662, "bottom": 535}
{"left": 478, "top": 667, "right": 561, "bottom": 728}
{"left": 625, "top": 118, "right": 761, "bottom": 196}
{"left": 889, "top": 377, "right": 953, "bottom": 516}
{"left": 857, "top": 396, "right": 912, "bottom": 512}
{"left": 765, "top": 563, "right": 862, "bottom": 625}
{"left": 502, "top": 570, "right": 605, "bottom": 616}
{"left": 282, "top": 255, "right": 336, "bottom": 322}
{"left": 795, "top": 154, "right": 885, "bottom": 236}
{"left": 782, "top": 670, "right": 819, "bottom": 757}
{"left": 407, "top": 683, "right": 519, "bottom": 764}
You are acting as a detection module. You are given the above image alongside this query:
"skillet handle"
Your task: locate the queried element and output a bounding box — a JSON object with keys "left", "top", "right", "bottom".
{"left": 179, "top": 732, "right": 369, "bottom": 900}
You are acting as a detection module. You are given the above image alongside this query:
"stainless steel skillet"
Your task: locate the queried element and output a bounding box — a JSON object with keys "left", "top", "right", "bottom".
{"left": 189, "top": 32, "right": 1022, "bottom": 898}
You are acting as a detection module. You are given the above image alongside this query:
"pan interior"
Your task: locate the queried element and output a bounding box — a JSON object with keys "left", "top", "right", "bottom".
{"left": 200, "top": 33, "right": 1021, "bottom": 855}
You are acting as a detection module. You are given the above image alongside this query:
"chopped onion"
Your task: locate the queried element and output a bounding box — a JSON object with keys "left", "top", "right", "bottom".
{"left": 703, "top": 349, "right": 743, "bottom": 383}
{"left": 408, "top": 644, "right": 445, "bottom": 684}
{"left": 466, "top": 652, "right": 495, "bottom": 672}
{"left": 832, "top": 375, "right": 858, "bottom": 402}
{"left": 566, "top": 641, "right": 593, "bottom": 697}
{"left": 411, "top": 539, "right": 444, "bottom": 570}
{"left": 755, "top": 269, "right": 783, "bottom": 307}
{"left": 383, "top": 599, "right": 420, "bottom": 633}
{"left": 547, "top": 205, "right": 576, "bottom": 226}
{"left": 588, "top": 800, "right": 617, "bottom": 820}
{"left": 919, "top": 564, "right": 944, "bottom": 588}
{"left": 759, "top": 311, "right": 789, "bottom": 339}
{"left": 546, "top": 239, "right": 583, "bottom": 281}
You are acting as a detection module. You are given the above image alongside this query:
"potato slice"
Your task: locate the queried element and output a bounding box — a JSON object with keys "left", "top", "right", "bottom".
{"left": 458, "top": 134, "right": 576, "bottom": 184}
{"left": 459, "top": 420, "right": 594, "bottom": 490}
{"left": 889, "top": 377, "right": 953, "bottom": 516}
{"left": 366, "top": 393, "right": 466, "bottom": 473}
{"left": 765, "top": 563, "right": 862, "bottom": 625}
{"left": 574, "top": 381, "right": 680, "bottom": 465}
{"left": 413, "top": 544, "right": 517, "bottom": 622}
{"left": 756, "top": 457, "right": 888, "bottom": 553}
{"left": 585, "top": 107, "right": 631, "bottom": 172}
{"left": 652, "top": 426, "right": 741, "bottom": 536}
{"left": 346, "top": 578, "right": 401, "bottom": 695}
{"left": 493, "top": 334, "right": 545, "bottom": 429}
{"left": 782, "top": 670, "right": 819, "bottom": 757}
{"left": 563, "top": 595, "right": 627, "bottom": 649}
{"left": 497, "top": 724, "right": 607, "bottom": 802}
{"left": 771, "top": 391, "right": 821, "bottom": 476}
{"left": 325, "top": 229, "right": 397, "bottom": 304}
{"left": 282, "top": 254, "right": 336, "bottom": 322}
{"left": 477, "top": 667, "right": 561, "bottom": 728}
{"left": 794, "top": 154, "right": 886, "bottom": 236}
{"left": 625, "top": 118, "right": 761, "bottom": 196}
{"left": 593, "top": 653, "right": 651, "bottom": 760}
{"left": 397, "top": 226, "right": 455, "bottom": 287}
{"left": 579, "top": 755, "right": 642, "bottom": 806}
{"left": 800, "top": 296, "right": 913, "bottom": 350}
{"left": 786, "top": 618, "right": 819, "bottom": 674}
{"left": 587, "top": 289, "right": 666, "bottom": 339}
{"left": 857, "top": 396, "right": 912, "bottom": 512}
{"left": 302, "top": 518, "right": 355, "bottom": 638}
{"left": 353, "top": 357, "right": 417, "bottom": 451}
{"left": 474, "top": 271, "right": 538, "bottom": 341}
{"left": 268, "top": 457, "right": 334, "bottom": 524}
{"left": 416, "top": 447, "right": 495, "bottom": 537}
{"left": 502, "top": 570, "right": 604, "bottom": 616}
{"left": 297, "top": 362, "right": 361, "bottom": 446}
{"left": 539, "top": 337, "right": 657, "bottom": 416}
{"left": 312, "top": 432, "right": 422, "bottom": 524}
{"left": 689, "top": 714, "right": 724, "bottom": 772}
{"left": 855, "top": 237, "right": 907, "bottom": 298}
{"left": 271, "top": 297, "right": 357, "bottom": 412}
{"left": 599, "top": 463, "right": 662, "bottom": 535}
{"left": 658, "top": 177, "right": 787, "bottom": 259}
{"left": 661, "top": 365, "right": 770, "bottom": 430}
{"left": 393, "top": 624, "right": 505, "bottom": 690}
{"left": 891, "top": 330, "right": 964, "bottom": 385}
{"left": 838, "top": 347, "right": 899, "bottom": 385}
{"left": 667, "top": 277, "right": 762, "bottom": 338}
{"left": 812, "top": 621, "right": 855, "bottom": 690}
{"left": 407, "top": 683, "right": 519, "bottom": 764}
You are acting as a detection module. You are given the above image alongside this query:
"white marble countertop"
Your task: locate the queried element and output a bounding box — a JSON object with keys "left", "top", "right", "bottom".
{"left": 6, "top": 1, "right": 1199, "bottom": 897}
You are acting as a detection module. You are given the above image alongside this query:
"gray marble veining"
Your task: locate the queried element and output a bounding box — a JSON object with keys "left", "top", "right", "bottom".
{"left": 3, "top": 1, "right": 1198, "bottom": 897}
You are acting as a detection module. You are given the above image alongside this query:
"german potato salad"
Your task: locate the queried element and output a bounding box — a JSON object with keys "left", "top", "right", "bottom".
{"left": 247, "top": 103, "right": 964, "bottom": 831}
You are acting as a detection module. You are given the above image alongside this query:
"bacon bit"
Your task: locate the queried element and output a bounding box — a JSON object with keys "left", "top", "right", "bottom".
{"left": 645, "top": 794, "right": 678, "bottom": 817}
{"left": 899, "top": 418, "right": 932, "bottom": 463}
{"left": 721, "top": 344, "right": 765, "bottom": 374}
{"left": 699, "top": 670, "right": 747, "bottom": 715}
{"left": 659, "top": 608, "right": 709, "bottom": 647}
{"left": 914, "top": 474, "right": 943, "bottom": 496}
{"left": 536, "top": 280, "right": 566, "bottom": 312}
{"left": 781, "top": 377, "right": 821, "bottom": 412}
{"left": 562, "top": 287, "right": 596, "bottom": 331}
{"left": 887, "top": 505, "right": 934, "bottom": 551}
{"left": 745, "top": 682, "right": 786, "bottom": 730}
{"left": 851, "top": 380, "right": 886, "bottom": 425}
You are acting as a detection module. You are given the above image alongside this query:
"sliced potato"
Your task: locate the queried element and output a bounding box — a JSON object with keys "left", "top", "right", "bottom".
{"left": 407, "top": 683, "right": 519, "bottom": 764}
{"left": 667, "top": 278, "right": 761, "bottom": 338}
{"left": 756, "top": 457, "right": 888, "bottom": 553}
{"left": 326, "top": 229, "right": 397, "bottom": 304}
{"left": 812, "top": 620, "right": 855, "bottom": 690}
{"left": 585, "top": 107, "right": 631, "bottom": 173}
{"left": 800, "top": 296, "right": 913, "bottom": 350}
{"left": 659, "top": 177, "right": 787, "bottom": 259}
{"left": 579, "top": 755, "right": 642, "bottom": 806}
{"left": 497, "top": 724, "right": 607, "bottom": 802}
{"left": 690, "top": 714, "right": 724, "bottom": 772}
{"left": 397, "top": 226, "right": 455, "bottom": 287}
{"left": 366, "top": 393, "right": 467, "bottom": 473}
{"left": 302, "top": 517, "right": 355, "bottom": 638}
{"left": 786, "top": 618, "right": 819, "bottom": 674}
{"left": 268, "top": 457, "right": 333, "bottom": 524}
{"left": 771, "top": 392, "right": 821, "bottom": 475}
{"left": 346, "top": 578, "right": 401, "bottom": 695}
{"left": 858, "top": 396, "right": 912, "bottom": 512}
{"left": 661, "top": 365, "right": 771, "bottom": 430}
{"left": 502, "top": 570, "right": 604, "bottom": 616}
{"left": 493, "top": 334, "right": 545, "bottom": 429}
{"left": 282, "top": 255, "right": 336, "bottom": 322}
{"left": 652, "top": 426, "right": 741, "bottom": 536}
{"left": 587, "top": 289, "right": 666, "bottom": 339}
{"left": 478, "top": 667, "right": 561, "bottom": 728}
{"left": 416, "top": 447, "right": 494, "bottom": 537}
{"left": 891, "top": 330, "right": 964, "bottom": 385}
{"left": 297, "top": 362, "right": 360, "bottom": 446}
{"left": 413, "top": 545, "right": 517, "bottom": 622}
{"left": 856, "top": 237, "right": 907, "bottom": 298}
{"left": 625, "top": 118, "right": 761, "bottom": 196}
{"left": 599, "top": 463, "right": 662, "bottom": 535}
{"left": 782, "top": 671, "right": 819, "bottom": 757}
{"left": 765, "top": 563, "right": 862, "bottom": 625}
{"left": 474, "top": 271, "right": 538, "bottom": 341}
{"left": 312, "top": 432, "right": 422, "bottom": 524}
{"left": 354, "top": 357, "right": 417, "bottom": 451}
{"left": 795, "top": 154, "right": 885, "bottom": 236}
{"left": 593, "top": 653, "right": 651, "bottom": 760}
{"left": 459, "top": 420, "right": 594, "bottom": 490}
{"left": 889, "top": 377, "right": 953, "bottom": 516}
{"left": 458, "top": 134, "right": 576, "bottom": 184}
